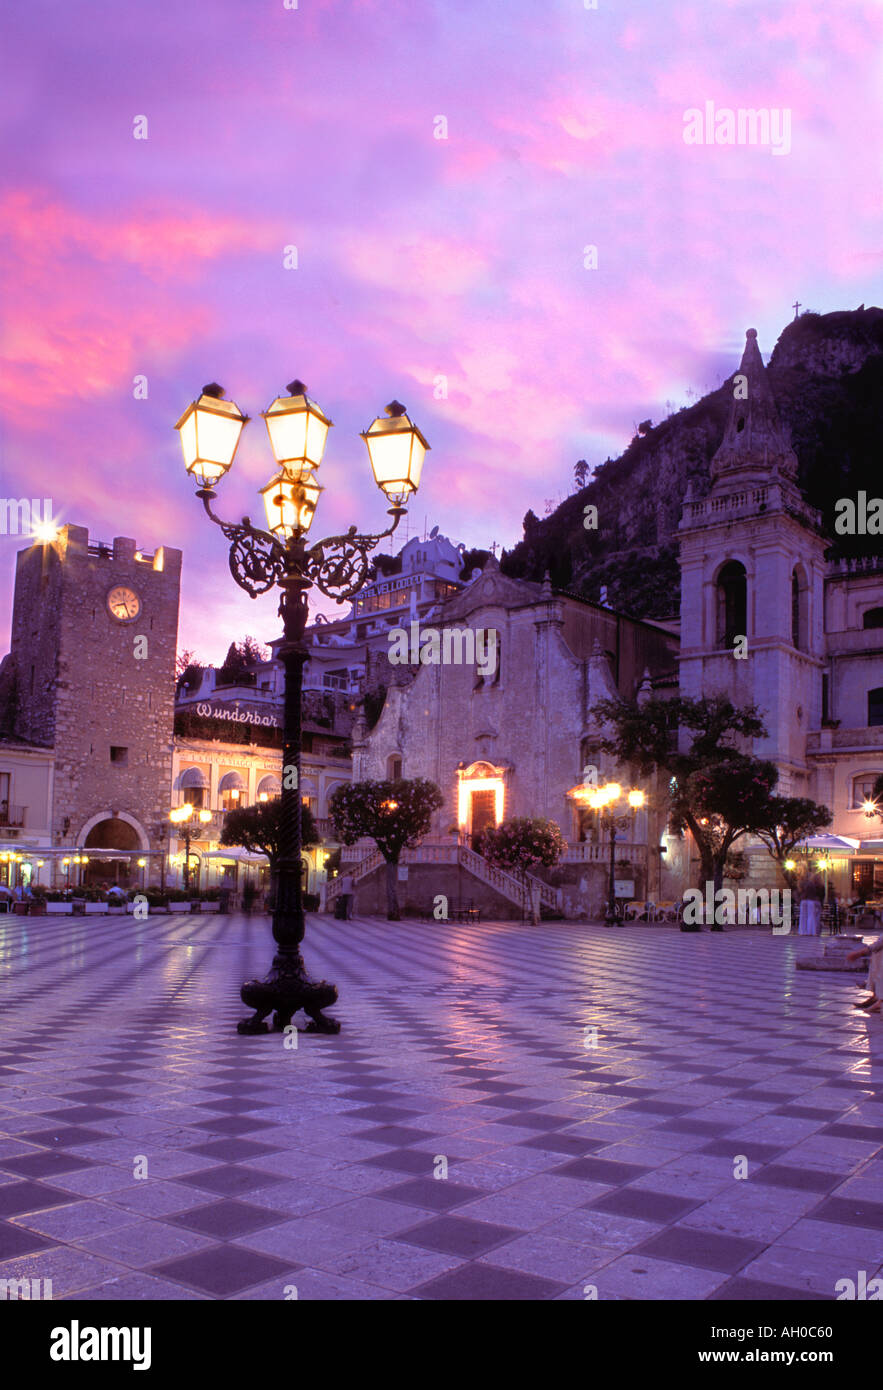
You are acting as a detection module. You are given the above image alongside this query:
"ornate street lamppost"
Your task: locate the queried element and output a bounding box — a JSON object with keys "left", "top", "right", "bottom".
{"left": 570, "top": 782, "right": 644, "bottom": 926}
{"left": 176, "top": 381, "right": 429, "bottom": 1034}
{"left": 169, "top": 804, "right": 212, "bottom": 891}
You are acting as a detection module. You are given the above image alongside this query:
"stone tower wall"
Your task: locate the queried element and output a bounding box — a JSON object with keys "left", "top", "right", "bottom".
{"left": 8, "top": 525, "right": 182, "bottom": 849}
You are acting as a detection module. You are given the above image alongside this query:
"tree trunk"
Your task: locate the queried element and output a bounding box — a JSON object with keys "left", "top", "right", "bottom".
{"left": 709, "top": 855, "right": 726, "bottom": 930}
{"left": 385, "top": 859, "right": 400, "bottom": 921}
{"left": 696, "top": 849, "right": 715, "bottom": 894}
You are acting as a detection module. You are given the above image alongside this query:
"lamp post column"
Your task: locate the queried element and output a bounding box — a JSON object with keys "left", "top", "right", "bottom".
{"left": 605, "top": 813, "right": 618, "bottom": 927}
{"left": 271, "top": 553, "right": 310, "bottom": 963}
{"left": 182, "top": 825, "right": 191, "bottom": 892}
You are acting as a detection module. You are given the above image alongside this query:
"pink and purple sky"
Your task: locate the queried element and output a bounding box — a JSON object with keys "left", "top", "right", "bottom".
{"left": 1, "top": 0, "right": 881, "bottom": 661}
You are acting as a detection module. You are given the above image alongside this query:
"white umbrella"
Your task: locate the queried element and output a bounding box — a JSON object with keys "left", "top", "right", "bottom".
{"left": 204, "top": 847, "right": 268, "bottom": 864}
{"left": 797, "top": 834, "right": 860, "bottom": 853}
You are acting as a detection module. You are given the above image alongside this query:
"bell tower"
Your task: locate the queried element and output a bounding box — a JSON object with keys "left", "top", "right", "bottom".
{"left": 678, "top": 329, "right": 827, "bottom": 794}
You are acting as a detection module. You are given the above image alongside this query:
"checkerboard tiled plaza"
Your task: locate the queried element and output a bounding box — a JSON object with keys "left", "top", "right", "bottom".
{"left": 1, "top": 913, "right": 881, "bottom": 1301}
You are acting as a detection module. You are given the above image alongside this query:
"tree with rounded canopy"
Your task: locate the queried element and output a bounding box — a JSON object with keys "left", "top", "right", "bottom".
{"left": 594, "top": 693, "right": 791, "bottom": 895}
{"left": 221, "top": 800, "right": 318, "bottom": 903}
{"left": 754, "top": 796, "right": 833, "bottom": 888}
{"left": 478, "top": 817, "right": 565, "bottom": 923}
{"left": 329, "top": 778, "right": 444, "bottom": 921}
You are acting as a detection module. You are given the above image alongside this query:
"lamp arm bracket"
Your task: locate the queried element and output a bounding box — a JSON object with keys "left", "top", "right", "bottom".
{"left": 198, "top": 491, "right": 287, "bottom": 598}
{"left": 304, "top": 510, "right": 404, "bottom": 603}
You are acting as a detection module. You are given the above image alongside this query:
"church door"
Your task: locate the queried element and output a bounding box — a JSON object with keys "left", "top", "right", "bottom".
{"left": 470, "top": 789, "right": 497, "bottom": 853}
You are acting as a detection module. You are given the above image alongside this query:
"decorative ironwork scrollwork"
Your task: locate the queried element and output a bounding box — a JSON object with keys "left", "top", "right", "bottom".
{"left": 198, "top": 487, "right": 403, "bottom": 602}
{"left": 228, "top": 534, "right": 286, "bottom": 597}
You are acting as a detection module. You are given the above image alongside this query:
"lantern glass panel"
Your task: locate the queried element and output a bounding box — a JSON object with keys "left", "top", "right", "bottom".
{"left": 176, "top": 392, "right": 246, "bottom": 487}
{"left": 363, "top": 415, "right": 428, "bottom": 498}
{"left": 263, "top": 393, "right": 331, "bottom": 476}
{"left": 261, "top": 475, "right": 322, "bottom": 537}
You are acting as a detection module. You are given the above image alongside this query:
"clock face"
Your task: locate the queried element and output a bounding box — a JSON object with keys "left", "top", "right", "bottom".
{"left": 107, "top": 585, "right": 141, "bottom": 621}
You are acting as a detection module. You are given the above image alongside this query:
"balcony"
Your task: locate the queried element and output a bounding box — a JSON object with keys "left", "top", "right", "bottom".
{"left": 0, "top": 805, "right": 26, "bottom": 828}
{"left": 807, "top": 727, "right": 883, "bottom": 754}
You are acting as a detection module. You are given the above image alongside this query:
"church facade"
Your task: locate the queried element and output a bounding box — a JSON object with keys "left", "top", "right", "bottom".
{"left": 346, "top": 566, "right": 683, "bottom": 917}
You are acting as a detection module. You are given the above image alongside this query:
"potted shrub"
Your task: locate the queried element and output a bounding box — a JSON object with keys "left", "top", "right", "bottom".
{"left": 29, "top": 884, "right": 48, "bottom": 915}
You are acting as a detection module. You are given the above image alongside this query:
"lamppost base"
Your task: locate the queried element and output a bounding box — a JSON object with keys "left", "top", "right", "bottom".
{"left": 238, "top": 952, "right": 340, "bottom": 1035}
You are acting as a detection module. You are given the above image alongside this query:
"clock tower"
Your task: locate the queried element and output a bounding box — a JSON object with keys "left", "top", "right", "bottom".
{"left": 6, "top": 524, "right": 182, "bottom": 866}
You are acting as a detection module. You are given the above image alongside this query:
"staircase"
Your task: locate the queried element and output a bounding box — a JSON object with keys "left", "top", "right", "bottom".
{"left": 457, "top": 845, "right": 557, "bottom": 913}
{"left": 326, "top": 842, "right": 558, "bottom": 916}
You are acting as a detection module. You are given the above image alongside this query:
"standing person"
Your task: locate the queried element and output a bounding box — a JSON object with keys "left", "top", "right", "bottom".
{"left": 339, "top": 872, "right": 354, "bottom": 921}
{"left": 798, "top": 873, "right": 825, "bottom": 935}
{"left": 242, "top": 878, "right": 256, "bottom": 916}
{"left": 847, "top": 936, "right": 883, "bottom": 1013}
{"left": 826, "top": 884, "right": 840, "bottom": 935}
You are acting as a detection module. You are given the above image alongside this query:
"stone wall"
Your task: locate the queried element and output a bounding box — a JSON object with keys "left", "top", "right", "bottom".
{"left": 343, "top": 859, "right": 614, "bottom": 922}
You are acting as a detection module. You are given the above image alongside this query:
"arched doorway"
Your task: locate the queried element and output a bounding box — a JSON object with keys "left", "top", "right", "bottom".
{"left": 456, "top": 761, "right": 507, "bottom": 852}
{"left": 82, "top": 816, "right": 142, "bottom": 887}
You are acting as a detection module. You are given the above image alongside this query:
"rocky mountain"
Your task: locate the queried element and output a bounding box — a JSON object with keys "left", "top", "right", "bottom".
{"left": 501, "top": 307, "right": 883, "bottom": 619}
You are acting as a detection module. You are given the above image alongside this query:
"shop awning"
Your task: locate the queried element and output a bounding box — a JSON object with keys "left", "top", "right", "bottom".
{"left": 180, "top": 766, "right": 210, "bottom": 789}
{"left": 219, "top": 771, "right": 247, "bottom": 792}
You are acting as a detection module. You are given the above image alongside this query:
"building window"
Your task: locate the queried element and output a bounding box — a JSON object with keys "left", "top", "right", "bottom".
{"left": 821, "top": 671, "right": 830, "bottom": 723}
{"left": 110, "top": 746, "right": 128, "bottom": 765}
{"left": 716, "top": 561, "right": 747, "bottom": 648}
{"left": 863, "top": 607, "right": 883, "bottom": 629}
{"left": 791, "top": 571, "right": 801, "bottom": 649}
{"left": 851, "top": 774, "right": 883, "bottom": 809}
{"left": 387, "top": 754, "right": 402, "bottom": 780}
{"left": 183, "top": 787, "right": 205, "bottom": 809}
{"left": 869, "top": 688, "right": 883, "bottom": 728}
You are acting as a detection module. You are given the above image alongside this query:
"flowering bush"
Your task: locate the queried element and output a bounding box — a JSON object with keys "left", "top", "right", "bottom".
{"left": 478, "top": 817, "right": 565, "bottom": 878}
